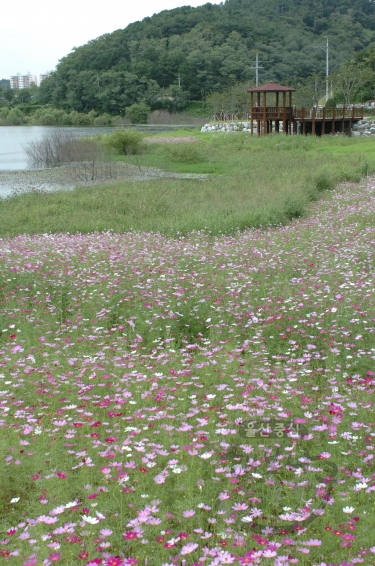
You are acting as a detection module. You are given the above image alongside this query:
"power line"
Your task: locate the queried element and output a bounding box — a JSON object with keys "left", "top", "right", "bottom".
{"left": 312, "top": 37, "right": 329, "bottom": 102}
{"left": 251, "top": 53, "right": 264, "bottom": 87}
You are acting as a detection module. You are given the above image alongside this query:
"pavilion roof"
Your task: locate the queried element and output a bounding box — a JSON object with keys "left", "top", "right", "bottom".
{"left": 247, "top": 81, "right": 295, "bottom": 93}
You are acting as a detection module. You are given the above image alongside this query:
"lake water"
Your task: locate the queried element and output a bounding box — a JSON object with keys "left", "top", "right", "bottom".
{"left": 0, "top": 125, "right": 196, "bottom": 197}
{"left": 0, "top": 124, "right": 196, "bottom": 171}
{"left": 0, "top": 126, "right": 116, "bottom": 171}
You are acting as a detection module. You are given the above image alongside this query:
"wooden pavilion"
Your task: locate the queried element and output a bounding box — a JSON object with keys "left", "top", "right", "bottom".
{"left": 248, "top": 81, "right": 295, "bottom": 136}
{"left": 247, "top": 81, "right": 364, "bottom": 136}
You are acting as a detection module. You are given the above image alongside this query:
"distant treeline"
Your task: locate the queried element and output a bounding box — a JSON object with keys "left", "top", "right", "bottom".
{"left": 2, "top": 0, "right": 375, "bottom": 122}
{"left": 0, "top": 106, "right": 115, "bottom": 126}
{"left": 35, "top": 0, "right": 375, "bottom": 113}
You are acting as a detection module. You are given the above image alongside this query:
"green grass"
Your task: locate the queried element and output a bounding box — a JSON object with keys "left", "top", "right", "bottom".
{"left": 1, "top": 132, "right": 375, "bottom": 238}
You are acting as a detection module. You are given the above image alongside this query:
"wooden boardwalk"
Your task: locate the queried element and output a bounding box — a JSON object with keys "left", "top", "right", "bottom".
{"left": 210, "top": 106, "right": 364, "bottom": 136}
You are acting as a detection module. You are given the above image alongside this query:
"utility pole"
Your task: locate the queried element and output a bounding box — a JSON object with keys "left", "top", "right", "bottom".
{"left": 251, "top": 53, "right": 264, "bottom": 87}
{"left": 96, "top": 74, "right": 100, "bottom": 94}
{"left": 313, "top": 36, "right": 329, "bottom": 102}
{"left": 177, "top": 74, "right": 181, "bottom": 90}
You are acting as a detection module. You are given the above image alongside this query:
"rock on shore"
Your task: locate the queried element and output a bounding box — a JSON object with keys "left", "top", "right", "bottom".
{"left": 351, "top": 119, "right": 375, "bottom": 136}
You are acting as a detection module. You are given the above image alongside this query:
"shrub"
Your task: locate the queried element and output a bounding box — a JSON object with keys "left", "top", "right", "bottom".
{"left": 7, "top": 107, "right": 25, "bottom": 125}
{"left": 315, "top": 171, "right": 334, "bottom": 192}
{"left": 23, "top": 130, "right": 117, "bottom": 181}
{"left": 0, "top": 107, "right": 10, "bottom": 123}
{"left": 325, "top": 98, "right": 336, "bottom": 109}
{"left": 283, "top": 195, "right": 305, "bottom": 220}
{"left": 69, "top": 111, "right": 93, "bottom": 126}
{"left": 165, "top": 143, "right": 203, "bottom": 164}
{"left": 125, "top": 102, "right": 150, "bottom": 124}
{"left": 103, "top": 129, "right": 144, "bottom": 155}
{"left": 94, "top": 113, "right": 114, "bottom": 126}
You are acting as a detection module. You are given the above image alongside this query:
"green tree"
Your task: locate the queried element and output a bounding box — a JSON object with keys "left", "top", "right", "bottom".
{"left": 333, "top": 62, "right": 374, "bottom": 104}
{"left": 125, "top": 102, "right": 151, "bottom": 123}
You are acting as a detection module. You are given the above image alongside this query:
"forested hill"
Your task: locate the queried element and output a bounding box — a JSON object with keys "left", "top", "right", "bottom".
{"left": 39, "top": 0, "right": 375, "bottom": 113}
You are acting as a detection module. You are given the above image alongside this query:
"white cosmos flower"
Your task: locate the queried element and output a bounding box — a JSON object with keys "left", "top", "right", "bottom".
{"left": 82, "top": 515, "right": 100, "bottom": 524}
{"left": 354, "top": 482, "right": 368, "bottom": 491}
{"left": 343, "top": 506, "right": 355, "bottom": 514}
{"left": 200, "top": 452, "right": 213, "bottom": 460}
{"left": 65, "top": 501, "right": 78, "bottom": 508}
{"left": 10, "top": 497, "right": 20, "bottom": 503}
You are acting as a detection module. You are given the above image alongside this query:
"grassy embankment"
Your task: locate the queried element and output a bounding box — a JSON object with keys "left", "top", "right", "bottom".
{"left": 0, "top": 131, "right": 374, "bottom": 238}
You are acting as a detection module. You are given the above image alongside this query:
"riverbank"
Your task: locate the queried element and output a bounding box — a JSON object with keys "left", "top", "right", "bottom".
{"left": 1, "top": 132, "right": 374, "bottom": 237}
{"left": 0, "top": 163, "right": 209, "bottom": 198}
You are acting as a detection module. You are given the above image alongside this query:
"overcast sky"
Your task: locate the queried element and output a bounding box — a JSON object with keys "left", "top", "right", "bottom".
{"left": 1, "top": 0, "right": 223, "bottom": 81}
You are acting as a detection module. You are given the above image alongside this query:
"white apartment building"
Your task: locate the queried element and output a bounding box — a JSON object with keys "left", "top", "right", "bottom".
{"left": 10, "top": 73, "right": 38, "bottom": 89}
{"left": 39, "top": 73, "right": 50, "bottom": 84}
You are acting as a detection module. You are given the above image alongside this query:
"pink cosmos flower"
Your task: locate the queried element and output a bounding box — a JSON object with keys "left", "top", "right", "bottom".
{"left": 100, "top": 529, "right": 113, "bottom": 537}
{"left": 232, "top": 502, "right": 248, "bottom": 510}
{"left": 123, "top": 531, "right": 139, "bottom": 540}
{"left": 303, "top": 539, "right": 322, "bottom": 546}
{"left": 319, "top": 452, "right": 331, "bottom": 459}
{"left": 182, "top": 510, "right": 196, "bottom": 517}
{"left": 181, "top": 542, "right": 199, "bottom": 555}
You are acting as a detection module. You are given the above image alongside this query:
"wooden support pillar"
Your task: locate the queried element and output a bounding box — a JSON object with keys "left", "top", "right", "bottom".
{"left": 289, "top": 91, "right": 292, "bottom": 133}
{"left": 312, "top": 106, "right": 316, "bottom": 135}
{"left": 332, "top": 107, "right": 335, "bottom": 134}
{"left": 263, "top": 92, "right": 267, "bottom": 136}
{"left": 250, "top": 92, "right": 253, "bottom": 136}
{"left": 349, "top": 106, "right": 354, "bottom": 137}
{"left": 283, "top": 91, "right": 286, "bottom": 135}
{"left": 342, "top": 105, "right": 345, "bottom": 133}
{"left": 276, "top": 92, "right": 279, "bottom": 128}
{"left": 322, "top": 106, "right": 326, "bottom": 135}
{"left": 302, "top": 107, "right": 306, "bottom": 135}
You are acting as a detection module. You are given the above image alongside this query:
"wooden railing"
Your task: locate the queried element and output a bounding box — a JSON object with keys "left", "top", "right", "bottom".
{"left": 250, "top": 106, "right": 293, "bottom": 119}
{"left": 210, "top": 106, "right": 364, "bottom": 123}
{"left": 211, "top": 112, "right": 250, "bottom": 122}
{"left": 294, "top": 106, "right": 363, "bottom": 119}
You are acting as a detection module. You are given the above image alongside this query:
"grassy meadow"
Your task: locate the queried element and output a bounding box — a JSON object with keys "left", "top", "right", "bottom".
{"left": 1, "top": 132, "right": 375, "bottom": 565}
{"left": 0, "top": 132, "right": 374, "bottom": 237}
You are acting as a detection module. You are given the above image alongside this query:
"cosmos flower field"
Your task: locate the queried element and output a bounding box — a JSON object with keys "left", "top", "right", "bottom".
{"left": 1, "top": 178, "right": 375, "bottom": 566}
